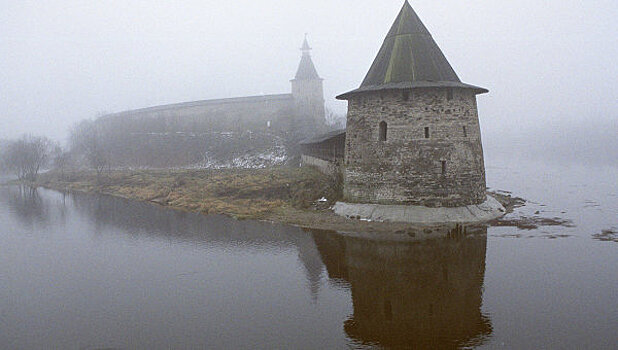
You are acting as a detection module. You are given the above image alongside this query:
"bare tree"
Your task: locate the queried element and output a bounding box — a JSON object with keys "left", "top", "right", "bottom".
{"left": 51, "top": 144, "right": 72, "bottom": 179}
{"left": 69, "top": 119, "right": 110, "bottom": 178}
{"left": 0, "top": 138, "right": 9, "bottom": 174}
{"left": 325, "top": 107, "right": 346, "bottom": 130}
{"left": 3, "top": 135, "right": 53, "bottom": 181}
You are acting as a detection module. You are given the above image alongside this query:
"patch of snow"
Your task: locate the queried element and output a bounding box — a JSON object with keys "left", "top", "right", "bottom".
{"left": 188, "top": 136, "right": 288, "bottom": 170}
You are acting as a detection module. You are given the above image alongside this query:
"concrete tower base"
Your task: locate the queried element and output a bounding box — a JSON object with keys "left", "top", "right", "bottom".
{"left": 333, "top": 195, "right": 505, "bottom": 225}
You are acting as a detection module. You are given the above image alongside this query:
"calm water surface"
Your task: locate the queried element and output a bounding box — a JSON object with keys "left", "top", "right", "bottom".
{"left": 0, "top": 160, "right": 616, "bottom": 349}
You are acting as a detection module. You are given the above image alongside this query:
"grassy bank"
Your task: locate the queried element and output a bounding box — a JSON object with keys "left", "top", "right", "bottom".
{"left": 36, "top": 167, "right": 341, "bottom": 220}
{"left": 31, "top": 167, "right": 535, "bottom": 237}
{"left": 31, "top": 167, "right": 477, "bottom": 237}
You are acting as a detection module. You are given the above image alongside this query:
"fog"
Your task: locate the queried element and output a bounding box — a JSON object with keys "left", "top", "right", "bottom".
{"left": 1, "top": 0, "right": 617, "bottom": 161}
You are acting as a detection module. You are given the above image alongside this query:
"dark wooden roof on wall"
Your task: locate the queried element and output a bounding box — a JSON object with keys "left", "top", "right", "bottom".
{"left": 337, "top": 1, "right": 488, "bottom": 99}
{"left": 300, "top": 129, "right": 346, "bottom": 162}
{"left": 300, "top": 129, "right": 346, "bottom": 145}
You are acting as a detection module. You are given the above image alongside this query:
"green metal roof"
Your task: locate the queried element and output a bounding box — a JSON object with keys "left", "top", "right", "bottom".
{"left": 337, "top": 1, "right": 487, "bottom": 99}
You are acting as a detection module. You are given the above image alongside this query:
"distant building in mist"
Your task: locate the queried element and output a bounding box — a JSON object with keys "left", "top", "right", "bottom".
{"left": 94, "top": 37, "right": 327, "bottom": 167}
{"left": 102, "top": 36, "right": 326, "bottom": 137}
{"left": 303, "top": 1, "right": 489, "bottom": 208}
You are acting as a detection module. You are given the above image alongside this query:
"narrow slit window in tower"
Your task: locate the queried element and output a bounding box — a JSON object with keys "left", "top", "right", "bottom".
{"left": 424, "top": 127, "right": 430, "bottom": 139}
{"left": 441, "top": 161, "right": 447, "bottom": 175}
{"left": 463, "top": 125, "right": 467, "bottom": 137}
{"left": 379, "top": 121, "right": 387, "bottom": 141}
{"left": 447, "top": 88, "right": 453, "bottom": 101}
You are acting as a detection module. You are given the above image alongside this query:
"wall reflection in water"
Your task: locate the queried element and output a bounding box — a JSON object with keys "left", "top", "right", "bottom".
{"left": 311, "top": 230, "right": 492, "bottom": 349}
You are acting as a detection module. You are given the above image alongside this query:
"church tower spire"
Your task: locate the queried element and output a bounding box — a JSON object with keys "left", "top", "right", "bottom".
{"left": 301, "top": 34, "right": 312, "bottom": 54}
{"left": 291, "top": 35, "right": 326, "bottom": 137}
{"left": 294, "top": 34, "right": 321, "bottom": 80}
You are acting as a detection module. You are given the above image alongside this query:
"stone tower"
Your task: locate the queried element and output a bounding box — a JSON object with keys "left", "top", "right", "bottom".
{"left": 336, "top": 1, "right": 489, "bottom": 207}
{"left": 291, "top": 36, "right": 326, "bottom": 137}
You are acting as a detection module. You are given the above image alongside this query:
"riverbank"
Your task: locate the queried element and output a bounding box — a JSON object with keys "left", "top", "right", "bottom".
{"left": 34, "top": 167, "right": 340, "bottom": 219}
{"left": 27, "top": 167, "right": 531, "bottom": 237}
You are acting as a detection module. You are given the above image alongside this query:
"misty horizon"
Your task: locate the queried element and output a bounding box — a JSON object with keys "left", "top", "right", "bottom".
{"left": 1, "top": 3, "right": 617, "bottom": 349}
{"left": 1, "top": 0, "right": 617, "bottom": 165}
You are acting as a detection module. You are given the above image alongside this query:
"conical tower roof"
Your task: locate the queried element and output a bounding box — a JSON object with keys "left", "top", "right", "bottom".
{"left": 301, "top": 37, "right": 312, "bottom": 51}
{"left": 337, "top": 1, "right": 487, "bottom": 99}
{"left": 294, "top": 36, "right": 321, "bottom": 81}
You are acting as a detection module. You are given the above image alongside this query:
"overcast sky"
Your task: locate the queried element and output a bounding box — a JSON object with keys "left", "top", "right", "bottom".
{"left": 1, "top": 0, "right": 617, "bottom": 142}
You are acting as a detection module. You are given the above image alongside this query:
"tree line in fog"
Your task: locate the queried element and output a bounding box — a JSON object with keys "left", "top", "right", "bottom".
{"left": 4, "top": 108, "right": 610, "bottom": 181}
{"left": 0, "top": 122, "right": 279, "bottom": 179}
{"left": 1, "top": 110, "right": 345, "bottom": 179}
{"left": 0, "top": 124, "right": 104, "bottom": 180}
{"left": 0, "top": 135, "right": 59, "bottom": 180}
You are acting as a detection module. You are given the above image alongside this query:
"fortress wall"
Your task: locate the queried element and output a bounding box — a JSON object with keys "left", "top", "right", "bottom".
{"left": 81, "top": 39, "right": 328, "bottom": 168}
{"left": 99, "top": 94, "right": 296, "bottom": 134}
{"left": 89, "top": 94, "right": 297, "bottom": 167}
{"left": 344, "top": 88, "right": 486, "bottom": 207}
{"left": 301, "top": 155, "right": 339, "bottom": 176}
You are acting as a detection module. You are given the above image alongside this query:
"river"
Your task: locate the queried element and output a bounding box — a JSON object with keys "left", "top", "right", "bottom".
{"left": 0, "top": 159, "right": 616, "bottom": 349}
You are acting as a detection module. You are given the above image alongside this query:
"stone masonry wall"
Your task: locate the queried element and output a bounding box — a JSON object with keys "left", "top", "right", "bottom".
{"left": 344, "top": 88, "right": 486, "bottom": 207}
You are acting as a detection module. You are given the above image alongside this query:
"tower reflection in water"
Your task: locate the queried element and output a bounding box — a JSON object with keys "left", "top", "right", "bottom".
{"left": 1, "top": 187, "right": 492, "bottom": 349}
{"left": 311, "top": 230, "right": 492, "bottom": 349}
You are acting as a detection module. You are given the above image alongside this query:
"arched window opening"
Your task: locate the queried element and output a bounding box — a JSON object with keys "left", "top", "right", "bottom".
{"left": 463, "top": 125, "right": 467, "bottom": 137}
{"left": 424, "top": 127, "right": 430, "bottom": 139}
{"left": 441, "top": 160, "right": 447, "bottom": 175}
{"left": 379, "top": 121, "right": 387, "bottom": 141}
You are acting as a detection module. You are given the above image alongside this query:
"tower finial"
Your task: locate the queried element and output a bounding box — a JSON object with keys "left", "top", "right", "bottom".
{"left": 301, "top": 34, "right": 312, "bottom": 55}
